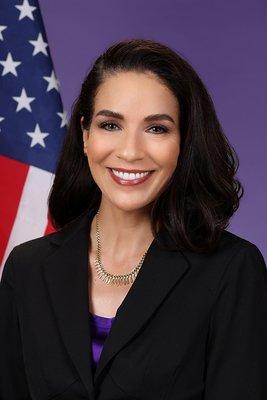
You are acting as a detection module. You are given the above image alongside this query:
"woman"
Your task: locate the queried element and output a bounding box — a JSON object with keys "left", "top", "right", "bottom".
{"left": 1, "top": 38, "right": 267, "bottom": 400}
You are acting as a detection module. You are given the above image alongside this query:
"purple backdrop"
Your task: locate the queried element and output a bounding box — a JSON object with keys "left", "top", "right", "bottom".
{"left": 39, "top": 0, "right": 267, "bottom": 259}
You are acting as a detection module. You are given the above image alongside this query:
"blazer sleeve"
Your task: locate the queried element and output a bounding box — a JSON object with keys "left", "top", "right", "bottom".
{"left": 0, "top": 247, "right": 32, "bottom": 400}
{"left": 204, "top": 243, "right": 267, "bottom": 399}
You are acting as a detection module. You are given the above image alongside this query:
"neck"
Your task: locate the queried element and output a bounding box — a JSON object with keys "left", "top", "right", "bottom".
{"left": 90, "top": 201, "right": 155, "bottom": 263}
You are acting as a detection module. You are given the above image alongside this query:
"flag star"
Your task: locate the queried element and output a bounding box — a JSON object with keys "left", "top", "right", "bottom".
{"left": 57, "top": 111, "right": 68, "bottom": 128}
{"left": 26, "top": 124, "right": 49, "bottom": 147}
{"left": 0, "top": 25, "right": 7, "bottom": 41}
{"left": 12, "top": 88, "right": 35, "bottom": 112}
{"left": 0, "top": 52, "right": 21, "bottom": 76}
{"left": 15, "top": 0, "right": 37, "bottom": 21}
{"left": 43, "top": 70, "right": 60, "bottom": 92}
{"left": 0, "top": 116, "right": 4, "bottom": 132}
{"left": 29, "top": 32, "right": 48, "bottom": 56}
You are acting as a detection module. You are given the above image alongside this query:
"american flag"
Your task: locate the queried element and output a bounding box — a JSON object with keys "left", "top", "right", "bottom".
{"left": 0, "top": 0, "right": 67, "bottom": 277}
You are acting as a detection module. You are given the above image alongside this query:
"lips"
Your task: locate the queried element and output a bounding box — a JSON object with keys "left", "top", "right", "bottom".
{"left": 108, "top": 167, "right": 154, "bottom": 186}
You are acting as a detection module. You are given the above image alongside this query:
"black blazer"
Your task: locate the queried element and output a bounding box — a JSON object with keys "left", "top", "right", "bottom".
{"left": 1, "top": 207, "right": 267, "bottom": 400}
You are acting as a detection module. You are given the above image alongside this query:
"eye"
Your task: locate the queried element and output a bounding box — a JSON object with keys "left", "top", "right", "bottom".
{"left": 99, "top": 122, "right": 120, "bottom": 131}
{"left": 148, "top": 125, "right": 169, "bottom": 134}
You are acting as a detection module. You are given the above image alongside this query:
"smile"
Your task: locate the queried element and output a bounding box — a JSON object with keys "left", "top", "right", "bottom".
{"left": 107, "top": 168, "right": 155, "bottom": 186}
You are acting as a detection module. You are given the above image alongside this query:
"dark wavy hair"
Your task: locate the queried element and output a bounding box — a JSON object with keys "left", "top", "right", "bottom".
{"left": 48, "top": 38, "right": 244, "bottom": 254}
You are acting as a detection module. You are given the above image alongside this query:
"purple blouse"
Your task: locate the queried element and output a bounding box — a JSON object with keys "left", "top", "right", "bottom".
{"left": 89, "top": 312, "right": 116, "bottom": 374}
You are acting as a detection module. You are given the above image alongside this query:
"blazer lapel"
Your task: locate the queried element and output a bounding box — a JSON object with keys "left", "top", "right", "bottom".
{"left": 42, "top": 207, "right": 190, "bottom": 396}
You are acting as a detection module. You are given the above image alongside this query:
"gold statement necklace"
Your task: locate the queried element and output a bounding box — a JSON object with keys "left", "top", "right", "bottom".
{"left": 94, "top": 210, "right": 148, "bottom": 286}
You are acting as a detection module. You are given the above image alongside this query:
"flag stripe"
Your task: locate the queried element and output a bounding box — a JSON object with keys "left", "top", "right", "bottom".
{"left": 44, "top": 213, "right": 56, "bottom": 235}
{"left": 0, "top": 166, "right": 54, "bottom": 275}
{"left": 0, "top": 155, "right": 29, "bottom": 265}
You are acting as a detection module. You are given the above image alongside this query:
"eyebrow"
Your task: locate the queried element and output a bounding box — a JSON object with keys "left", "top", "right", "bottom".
{"left": 95, "top": 109, "right": 176, "bottom": 124}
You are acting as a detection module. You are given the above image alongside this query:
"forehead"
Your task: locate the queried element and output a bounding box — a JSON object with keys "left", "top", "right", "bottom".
{"left": 93, "top": 71, "right": 179, "bottom": 121}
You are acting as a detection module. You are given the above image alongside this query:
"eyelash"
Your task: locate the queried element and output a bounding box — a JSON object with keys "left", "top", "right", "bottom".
{"left": 98, "top": 121, "right": 169, "bottom": 135}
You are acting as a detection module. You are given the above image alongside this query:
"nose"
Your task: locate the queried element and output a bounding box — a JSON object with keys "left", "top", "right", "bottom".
{"left": 116, "top": 130, "right": 145, "bottom": 162}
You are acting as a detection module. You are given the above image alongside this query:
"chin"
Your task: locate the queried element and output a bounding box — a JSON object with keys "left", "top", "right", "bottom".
{"left": 107, "top": 198, "right": 154, "bottom": 213}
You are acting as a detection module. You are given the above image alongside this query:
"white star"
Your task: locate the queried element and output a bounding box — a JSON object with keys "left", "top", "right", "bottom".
{"left": 57, "top": 111, "right": 68, "bottom": 128}
{"left": 29, "top": 33, "right": 48, "bottom": 56}
{"left": 12, "top": 88, "right": 35, "bottom": 112}
{"left": 43, "top": 70, "right": 60, "bottom": 92}
{"left": 0, "top": 25, "right": 7, "bottom": 41}
{"left": 15, "top": 0, "right": 36, "bottom": 21}
{"left": 26, "top": 124, "right": 49, "bottom": 147}
{"left": 0, "top": 116, "right": 4, "bottom": 132}
{"left": 0, "top": 52, "right": 21, "bottom": 76}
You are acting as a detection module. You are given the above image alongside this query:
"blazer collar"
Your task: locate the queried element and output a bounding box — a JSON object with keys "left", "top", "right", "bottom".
{"left": 42, "top": 207, "right": 190, "bottom": 397}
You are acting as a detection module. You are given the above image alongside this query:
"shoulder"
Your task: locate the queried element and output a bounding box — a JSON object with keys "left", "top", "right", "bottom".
{"left": 205, "top": 228, "right": 264, "bottom": 264}
{"left": 182, "top": 228, "right": 264, "bottom": 265}
{"left": 1, "top": 236, "right": 51, "bottom": 287}
{"left": 211, "top": 230, "right": 267, "bottom": 296}
{"left": 218, "top": 229, "right": 265, "bottom": 265}
{"left": 1, "top": 231, "right": 61, "bottom": 287}
{"left": 8, "top": 232, "right": 56, "bottom": 261}
{"left": 4, "top": 212, "right": 81, "bottom": 264}
{"left": 180, "top": 229, "right": 266, "bottom": 295}
{"left": 1, "top": 211, "right": 86, "bottom": 285}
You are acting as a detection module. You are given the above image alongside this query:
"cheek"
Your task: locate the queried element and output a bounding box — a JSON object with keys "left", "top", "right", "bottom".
{"left": 154, "top": 139, "right": 180, "bottom": 172}
{"left": 163, "top": 153, "right": 179, "bottom": 172}
{"left": 87, "top": 135, "right": 110, "bottom": 163}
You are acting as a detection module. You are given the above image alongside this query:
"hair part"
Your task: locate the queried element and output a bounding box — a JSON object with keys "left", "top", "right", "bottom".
{"left": 48, "top": 38, "right": 244, "bottom": 254}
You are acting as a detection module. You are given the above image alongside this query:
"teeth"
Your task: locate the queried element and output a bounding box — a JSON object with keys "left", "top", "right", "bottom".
{"left": 111, "top": 169, "right": 150, "bottom": 180}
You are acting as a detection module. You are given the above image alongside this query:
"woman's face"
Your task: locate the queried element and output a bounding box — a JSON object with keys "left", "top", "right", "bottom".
{"left": 82, "top": 71, "right": 181, "bottom": 212}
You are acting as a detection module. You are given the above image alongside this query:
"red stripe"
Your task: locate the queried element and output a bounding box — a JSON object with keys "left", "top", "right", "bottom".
{"left": 0, "top": 156, "right": 29, "bottom": 266}
{"left": 44, "top": 211, "right": 57, "bottom": 235}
